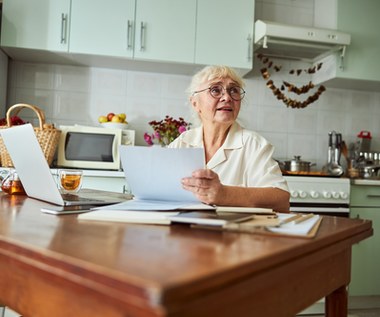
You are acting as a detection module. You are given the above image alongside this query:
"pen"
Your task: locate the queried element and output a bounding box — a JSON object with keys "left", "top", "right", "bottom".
{"left": 280, "top": 213, "right": 303, "bottom": 225}
{"left": 294, "top": 213, "right": 314, "bottom": 224}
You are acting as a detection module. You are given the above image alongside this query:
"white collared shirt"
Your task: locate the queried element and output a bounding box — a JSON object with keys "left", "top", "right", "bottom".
{"left": 169, "top": 122, "right": 289, "bottom": 192}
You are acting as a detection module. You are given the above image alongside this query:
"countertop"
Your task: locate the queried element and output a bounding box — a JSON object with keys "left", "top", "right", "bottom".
{"left": 0, "top": 167, "right": 125, "bottom": 178}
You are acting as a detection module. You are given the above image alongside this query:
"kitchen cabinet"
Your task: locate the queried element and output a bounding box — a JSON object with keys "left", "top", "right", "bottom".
{"left": 0, "top": 0, "right": 255, "bottom": 75}
{"left": 349, "top": 183, "right": 380, "bottom": 298}
{"left": 195, "top": 0, "right": 254, "bottom": 71}
{"left": 70, "top": 0, "right": 196, "bottom": 64}
{"left": 313, "top": 0, "right": 380, "bottom": 90}
{"left": 82, "top": 174, "right": 128, "bottom": 194}
{"left": 0, "top": 0, "right": 70, "bottom": 52}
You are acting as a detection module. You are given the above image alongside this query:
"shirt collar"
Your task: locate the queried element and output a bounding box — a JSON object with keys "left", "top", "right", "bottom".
{"left": 180, "top": 122, "right": 243, "bottom": 149}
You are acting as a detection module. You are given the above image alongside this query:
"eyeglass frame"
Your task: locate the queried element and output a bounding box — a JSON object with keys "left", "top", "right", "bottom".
{"left": 192, "top": 84, "right": 246, "bottom": 101}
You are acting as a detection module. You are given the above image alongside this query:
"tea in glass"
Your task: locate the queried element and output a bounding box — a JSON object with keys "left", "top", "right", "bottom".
{"left": 58, "top": 169, "right": 83, "bottom": 193}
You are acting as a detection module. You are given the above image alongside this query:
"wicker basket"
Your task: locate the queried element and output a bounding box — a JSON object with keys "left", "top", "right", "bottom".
{"left": 0, "top": 103, "right": 61, "bottom": 167}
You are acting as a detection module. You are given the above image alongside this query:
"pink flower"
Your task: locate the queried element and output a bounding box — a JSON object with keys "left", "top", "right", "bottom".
{"left": 143, "top": 133, "right": 154, "bottom": 146}
{"left": 144, "top": 116, "right": 191, "bottom": 146}
{"left": 178, "top": 125, "right": 187, "bottom": 134}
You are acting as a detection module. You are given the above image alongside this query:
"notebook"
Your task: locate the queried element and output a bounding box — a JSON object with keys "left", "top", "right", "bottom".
{"left": 0, "top": 124, "right": 125, "bottom": 206}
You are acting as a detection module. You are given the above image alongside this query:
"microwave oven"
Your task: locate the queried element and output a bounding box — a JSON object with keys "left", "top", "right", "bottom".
{"left": 57, "top": 125, "right": 135, "bottom": 170}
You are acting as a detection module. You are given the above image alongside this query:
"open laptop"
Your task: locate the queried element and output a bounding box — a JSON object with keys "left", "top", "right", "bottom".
{"left": 0, "top": 124, "right": 125, "bottom": 206}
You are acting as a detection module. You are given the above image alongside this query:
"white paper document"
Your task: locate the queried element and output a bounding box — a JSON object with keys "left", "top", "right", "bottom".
{"left": 267, "top": 213, "right": 321, "bottom": 236}
{"left": 78, "top": 210, "right": 179, "bottom": 225}
{"left": 120, "top": 146, "right": 205, "bottom": 202}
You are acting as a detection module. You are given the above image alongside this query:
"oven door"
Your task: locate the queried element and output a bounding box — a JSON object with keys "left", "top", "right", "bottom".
{"left": 290, "top": 203, "right": 350, "bottom": 217}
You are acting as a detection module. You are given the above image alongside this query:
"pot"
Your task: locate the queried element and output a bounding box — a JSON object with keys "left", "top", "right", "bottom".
{"left": 281, "top": 156, "right": 314, "bottom": 172}
{"left": 358, "top": 165, "right": 380, "bottom": 179}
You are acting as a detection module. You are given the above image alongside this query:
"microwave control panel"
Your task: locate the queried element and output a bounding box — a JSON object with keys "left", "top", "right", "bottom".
{"left": 122, "top": 130, "right": 135, "bottom": 146}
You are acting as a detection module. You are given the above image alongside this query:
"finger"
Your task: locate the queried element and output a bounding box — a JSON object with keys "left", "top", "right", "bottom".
{"left": 192, "top": 169, "right": 215, "bottom": 179}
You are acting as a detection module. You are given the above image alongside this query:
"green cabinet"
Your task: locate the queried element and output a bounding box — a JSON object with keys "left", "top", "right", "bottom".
{"left": 195, "top": 0, "right": 254, "bottom": 71}
{"left": 335, "top": 0, "right": 380, "bottom": 83}
{"left": 314, "top": 0, "right": 380, "bottom": 89}
{"left": 1, "top": 0, "right": 71, "bottom": 52}
{"left": 70, "top": 0, "right": 196, "bottom": 64}
{"left": 349, "top": 184, "right": 380, "bottom": 297}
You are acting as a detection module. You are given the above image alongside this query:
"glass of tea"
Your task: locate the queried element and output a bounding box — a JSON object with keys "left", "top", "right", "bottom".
{"left": 58, "top": 169, "right": 83, "bottom": 193}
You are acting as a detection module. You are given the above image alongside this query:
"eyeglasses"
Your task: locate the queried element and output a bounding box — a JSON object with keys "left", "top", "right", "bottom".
{"left": 193, "top": 84, "right": 246, "bottom": 101}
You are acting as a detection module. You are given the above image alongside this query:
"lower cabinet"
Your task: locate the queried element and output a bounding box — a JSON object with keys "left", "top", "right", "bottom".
{"left": 81, "top": 173, "right": 128, "bottom": 194}
{"left": 349, "top": 184, "right": 380, "bottom": 298}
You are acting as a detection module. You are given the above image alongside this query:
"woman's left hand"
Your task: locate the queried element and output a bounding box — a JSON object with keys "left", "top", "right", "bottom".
{"left": 181, "top": 169, "right": 223, "bottom": 205}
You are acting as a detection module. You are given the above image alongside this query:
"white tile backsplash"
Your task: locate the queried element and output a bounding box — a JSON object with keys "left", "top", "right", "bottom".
{"left": 6, "top": 59, "right": 380, "bottom": 169}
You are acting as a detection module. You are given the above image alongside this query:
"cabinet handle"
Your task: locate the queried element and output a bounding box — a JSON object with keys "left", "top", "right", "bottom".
{"left": 367, "top": 194, "right": 380, "bottom": 198}
{"left": 127, "top": 20, "right": 133, "bottom": 50}
{"left": 247, "top": 34, "right": 252, "bottom": 61}
{"left": 60, "top": 13, "right": 67, "bottom": 44}
{"left": 140, "top": 22, "right": 146, "bottom": 51}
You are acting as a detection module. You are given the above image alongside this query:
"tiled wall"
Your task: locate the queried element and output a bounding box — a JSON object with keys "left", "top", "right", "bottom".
{"left": 4, "top": 0, "right": 380, "bottom": 169}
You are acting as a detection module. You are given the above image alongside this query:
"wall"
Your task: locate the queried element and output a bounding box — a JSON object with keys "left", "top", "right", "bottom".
{"left": 3, "top": 0, "right": 380, "bottom": 170}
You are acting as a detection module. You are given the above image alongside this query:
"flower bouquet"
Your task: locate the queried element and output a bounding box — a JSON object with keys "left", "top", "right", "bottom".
{"left": 0, "top": 115, "right": 28, "bottom": 126}
{"left": 144, "top": 116, "right": 190, "bottom": 146}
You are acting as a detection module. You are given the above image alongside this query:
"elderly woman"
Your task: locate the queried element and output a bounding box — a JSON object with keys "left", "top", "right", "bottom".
{"left": 169, "top": 65, "right": 290, "bottom": 212}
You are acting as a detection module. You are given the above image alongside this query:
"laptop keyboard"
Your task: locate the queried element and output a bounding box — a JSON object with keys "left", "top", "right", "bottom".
{"left": 61, "top": 193, "right": 102, "bottom": 202}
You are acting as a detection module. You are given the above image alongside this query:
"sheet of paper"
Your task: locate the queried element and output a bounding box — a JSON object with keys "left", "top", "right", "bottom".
{"left": 120, "top": 146, "right": 205, "bottom": 202}
{"left": 92, "top": 200, "right": 215, "bottom": 211}
{"left": 78, "top": 210, "right": 179, "bottom": 225}
{"left": 216, "top": 206, "right": 274, "bottom": 214}
{"left": 267, "top": 214, "right": 321, "bottom": 236}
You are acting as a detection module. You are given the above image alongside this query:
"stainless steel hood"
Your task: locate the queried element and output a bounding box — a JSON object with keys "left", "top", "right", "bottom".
{"left": 254, "top": 20, "right": 351, "bottom": 62}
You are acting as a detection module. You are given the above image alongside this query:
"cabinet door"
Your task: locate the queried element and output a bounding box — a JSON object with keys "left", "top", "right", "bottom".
{"left": 337, "top": 0, "right": 380, "bottom": 82}
{"left": 350, "top": 208, "right": 380, "bottom": 296}
{"left": 195, "top": 0, "right": 254, "bottom": 71}
{"left": 133, "top": 0, "right": 196, "bottom": 63}
{"left": 82, "top": 176, "right": 128, "bottom": 194}
{"left": 70, "top": 0, "right": 135, "bottom": 58}
{"left": 1, "top": 0, "right": 70, "bottom": 51}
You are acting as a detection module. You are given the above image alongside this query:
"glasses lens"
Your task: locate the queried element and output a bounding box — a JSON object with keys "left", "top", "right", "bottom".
{"left": 209, "top": 85, "right": 224, "bottom": 98}
{"left": 228, "top": 86, "right": 245, "bottom": 100}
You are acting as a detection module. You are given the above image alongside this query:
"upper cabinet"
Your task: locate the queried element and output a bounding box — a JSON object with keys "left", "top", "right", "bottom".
{"left": 133, "top": 0, "right": 196, "bottom": 63}
{"left": 195, "top": 0, "right": 254, "bottom": 71}
{"left": 70, "top": 0, "right": 196, "bottom": 64}
{"left": 0, "top": 0, "right": 254, "bottom": 75}
{"left": 313, "top": 0, "right": 380, "bottom": 91}
{"left": 1, "top": 0, "right": 71, "bottom": 52}
{"left": 70, "top": 0, "right": 135, "bottom": 59}
{"left": 335, "top": 0, "right": 380, "bottom": 83}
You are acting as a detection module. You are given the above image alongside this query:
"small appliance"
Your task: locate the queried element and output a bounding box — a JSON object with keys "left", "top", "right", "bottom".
{"left": 57, "top": 125, "right": 135, "bottom": 170}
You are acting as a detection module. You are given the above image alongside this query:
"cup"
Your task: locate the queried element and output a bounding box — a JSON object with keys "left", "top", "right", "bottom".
{"left": 58, "top": 169, "right": 83, "bottom": 193}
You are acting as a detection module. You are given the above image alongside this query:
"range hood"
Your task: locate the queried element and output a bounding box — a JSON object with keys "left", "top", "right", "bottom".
{"left": 254, "top": 20, "right": 351, "bottom": 62}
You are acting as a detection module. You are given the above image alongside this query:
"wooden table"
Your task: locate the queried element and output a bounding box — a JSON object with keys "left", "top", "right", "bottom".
{"left": 0, "top": 193, "right": 373, "bottom": 317}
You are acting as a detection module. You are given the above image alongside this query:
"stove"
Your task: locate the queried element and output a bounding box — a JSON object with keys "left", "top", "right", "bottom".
{"left": 284, "top": 176, "right": 350, "bottom": 216}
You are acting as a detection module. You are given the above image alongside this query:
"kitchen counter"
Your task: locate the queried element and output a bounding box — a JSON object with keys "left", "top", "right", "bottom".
{"left": 50, "top": 168, "right": 125, "bottom": 178}
{"left": 1, "top": 167, "right": 125, "bottom": 178}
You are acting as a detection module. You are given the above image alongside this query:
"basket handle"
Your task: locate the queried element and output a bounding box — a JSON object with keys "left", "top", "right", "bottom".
{"left": 6, "top": 103, "right": 46, "bottom": 130}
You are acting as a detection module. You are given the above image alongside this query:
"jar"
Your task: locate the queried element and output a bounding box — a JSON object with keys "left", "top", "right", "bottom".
{"left": 1, "top": 170, "right": 26, "bottom": 195}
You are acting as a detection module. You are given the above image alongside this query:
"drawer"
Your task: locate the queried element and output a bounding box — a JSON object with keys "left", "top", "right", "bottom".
{"left": 350, "top": 185, "right": 380, "bottom": 207}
